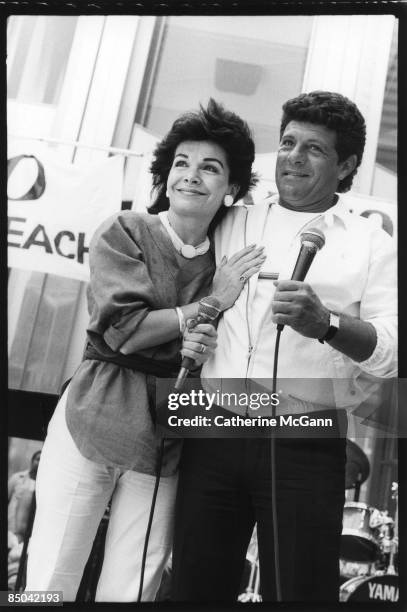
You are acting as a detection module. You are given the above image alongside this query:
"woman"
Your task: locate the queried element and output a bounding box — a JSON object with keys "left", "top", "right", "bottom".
{"left": 26, "top": 99, "right": 263, "bottom": 602}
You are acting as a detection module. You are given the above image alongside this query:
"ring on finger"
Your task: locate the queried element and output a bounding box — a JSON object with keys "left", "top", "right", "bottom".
{"left": 199, "top": 343, "right": 206, "bottom": 353}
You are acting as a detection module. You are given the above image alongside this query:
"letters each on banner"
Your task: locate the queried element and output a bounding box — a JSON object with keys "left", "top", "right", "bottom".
{"left": 7, "top": 152, "right": 124, "bottom": 282}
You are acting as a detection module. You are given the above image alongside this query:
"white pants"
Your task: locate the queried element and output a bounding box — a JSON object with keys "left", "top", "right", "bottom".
{"left": 26, "top": 390, "right": 177, "bottom": 602}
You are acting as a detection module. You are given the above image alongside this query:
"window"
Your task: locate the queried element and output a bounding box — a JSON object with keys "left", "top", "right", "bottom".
{"left": 376, "top": 22, "right": 397, "bottom": 174}
{"left": 140, "top": 16, "right": 313, "bottom": 154}
{"left": 371, "top": 21, "right": 397, "bottom": 200}
{"left": 7, "top": 16, "right": 78, "bottom": 105}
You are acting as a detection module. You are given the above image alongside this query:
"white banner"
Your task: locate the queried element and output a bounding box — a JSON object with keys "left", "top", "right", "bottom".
{"left": 7, "top": 152, "right": 124, "bottom": 281}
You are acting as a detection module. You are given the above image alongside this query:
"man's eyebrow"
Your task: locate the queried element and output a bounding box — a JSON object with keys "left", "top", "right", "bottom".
{"left": 307, "top": 140, "right": 330, "bottom": 151}
{"left": 282, "top": 131, "right": 327, "bottom": 145}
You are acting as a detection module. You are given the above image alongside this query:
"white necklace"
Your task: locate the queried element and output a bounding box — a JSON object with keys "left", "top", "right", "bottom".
{"left": 158, "top": 211, "right": 210, "bottom": 259}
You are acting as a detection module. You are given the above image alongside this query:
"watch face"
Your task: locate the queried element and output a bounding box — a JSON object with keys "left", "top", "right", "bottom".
{"left": 330, "top": 312, "right": 340, "bottom": 329}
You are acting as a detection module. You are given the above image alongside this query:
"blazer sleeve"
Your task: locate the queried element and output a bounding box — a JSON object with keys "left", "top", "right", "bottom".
{"left": 87, "top": 213, "right": 159, "bottom": 352}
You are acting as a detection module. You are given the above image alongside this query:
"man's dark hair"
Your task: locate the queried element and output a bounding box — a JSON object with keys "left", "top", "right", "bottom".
{"left": 280, "top": 91, "right": 366, "bottom": 192}
{"left": 148, "top": 98, "right": 258, "bottom": 231}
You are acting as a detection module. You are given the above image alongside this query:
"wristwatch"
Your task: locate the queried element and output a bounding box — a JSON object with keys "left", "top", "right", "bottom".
{"left": 318, "top": 311, "right": 340, "bottom": 344}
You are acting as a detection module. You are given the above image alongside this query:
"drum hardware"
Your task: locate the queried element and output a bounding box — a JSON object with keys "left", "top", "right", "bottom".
{"left": 386, "top": 482, "right": 398, "bottom": 576}
{"left": 238, "top": 558, "right": 262, "bottom": 603}
{"left": 345, "top": 440, "right": 370, "bottom": 501}
{"left": 238, "top": 526, "right": 262, "bottom": 602}
{"left": 341, "top": 503, "right": 397, "bottom": 562}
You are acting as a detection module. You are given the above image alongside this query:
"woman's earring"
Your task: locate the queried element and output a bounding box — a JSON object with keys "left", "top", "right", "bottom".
{"left": 224, "top": 194, "right": 234, "bottom": 207}
{"left": 166, "top": 189, "right": 170, "bottom": 198}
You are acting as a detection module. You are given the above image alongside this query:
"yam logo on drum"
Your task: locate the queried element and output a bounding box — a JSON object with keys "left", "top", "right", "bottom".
{"left": 368, "top": 581, "right": 398, "bottom": 602}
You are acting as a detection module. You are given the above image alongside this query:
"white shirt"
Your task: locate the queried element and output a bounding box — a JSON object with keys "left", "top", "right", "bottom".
{"left": 250, "top": 203, "right": 321, "bottom": 341}
{"left": 202, "top": 196, "right": 397, "bottom": 414}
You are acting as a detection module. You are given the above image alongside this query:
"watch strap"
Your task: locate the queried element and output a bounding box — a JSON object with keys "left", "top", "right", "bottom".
{"left": 318, "top": 312, "right": 340, "bottom": 344}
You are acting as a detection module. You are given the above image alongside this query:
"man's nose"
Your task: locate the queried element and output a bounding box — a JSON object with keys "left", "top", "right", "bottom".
{"left": 287, "top": 145, "right": 305, "bottom": 164}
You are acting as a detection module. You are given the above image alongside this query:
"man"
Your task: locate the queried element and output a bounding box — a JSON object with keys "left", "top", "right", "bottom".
{"left": 171, "top": 91, "right": 397, "bottom": 601}
{"left": 8, "top": 450, "right": 41, "bottom": 590}
{"left": 8, "top": 450, "right": 41, "bottom": 542}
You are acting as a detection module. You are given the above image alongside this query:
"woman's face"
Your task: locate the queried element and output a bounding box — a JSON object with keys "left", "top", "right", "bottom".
{"left": 166, "top": 140, "right": 235, "bottom": 222}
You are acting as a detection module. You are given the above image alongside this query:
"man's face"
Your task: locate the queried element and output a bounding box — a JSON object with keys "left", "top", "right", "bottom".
{"left": 276, "top": 121, "right": 350, "bottom": 213}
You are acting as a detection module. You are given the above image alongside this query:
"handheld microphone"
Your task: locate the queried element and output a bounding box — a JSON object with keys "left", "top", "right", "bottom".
{"left": 277, "top": 228, "right": 325, "bottom": 332}
{"left": 174, "top": 295, "right": 221, "bottom": 391}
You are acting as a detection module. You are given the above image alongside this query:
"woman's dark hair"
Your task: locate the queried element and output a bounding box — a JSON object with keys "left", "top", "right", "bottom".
{"left": 280, "top": 91, "right": 366, "bottom": 192}
{"left": 148, "top": 98, "right": 258, "bottom": 231}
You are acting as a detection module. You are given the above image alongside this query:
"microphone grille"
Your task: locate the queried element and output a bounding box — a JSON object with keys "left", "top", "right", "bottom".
{"left": 301, "top": 228, "right": 325, "bottom": 251}
{"left": 198, "top": 295, "right": 222, "bottom": 322}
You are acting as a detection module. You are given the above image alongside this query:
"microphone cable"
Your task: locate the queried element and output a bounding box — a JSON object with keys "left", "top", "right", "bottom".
{"left": 267, "top": 227, "right": 325, "bottom": 601}
{"left": 270, "top": 325, "right": 283, "bottom": 602}
{"left": 137, "top": 437, "right": 165, "bottom": 602}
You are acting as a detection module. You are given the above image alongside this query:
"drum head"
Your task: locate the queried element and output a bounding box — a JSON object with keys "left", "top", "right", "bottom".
{"left": 346, "top": 574, "right": 399, "bottom": 603}
{"left": 341, "top": 502, "right": 381, "bottom": 562}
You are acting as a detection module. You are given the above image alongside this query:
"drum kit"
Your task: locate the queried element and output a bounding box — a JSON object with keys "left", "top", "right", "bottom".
{"left": 238, "top": 440, "right": 399, "bottom": 603}
{"left": 339, "top": 440, "right": 399, "bottom": 603}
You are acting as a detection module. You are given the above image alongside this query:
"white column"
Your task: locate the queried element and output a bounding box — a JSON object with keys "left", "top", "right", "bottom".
{"left": 51, "top": 16, "right": 106, "bottom": 162}
{"left": 72, "top": 16, "right": 140, "bottom": 165}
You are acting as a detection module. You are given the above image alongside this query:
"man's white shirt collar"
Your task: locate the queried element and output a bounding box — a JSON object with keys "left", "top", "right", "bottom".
{"left": 263, "top": 193, "right": 350, "bottom": 232}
